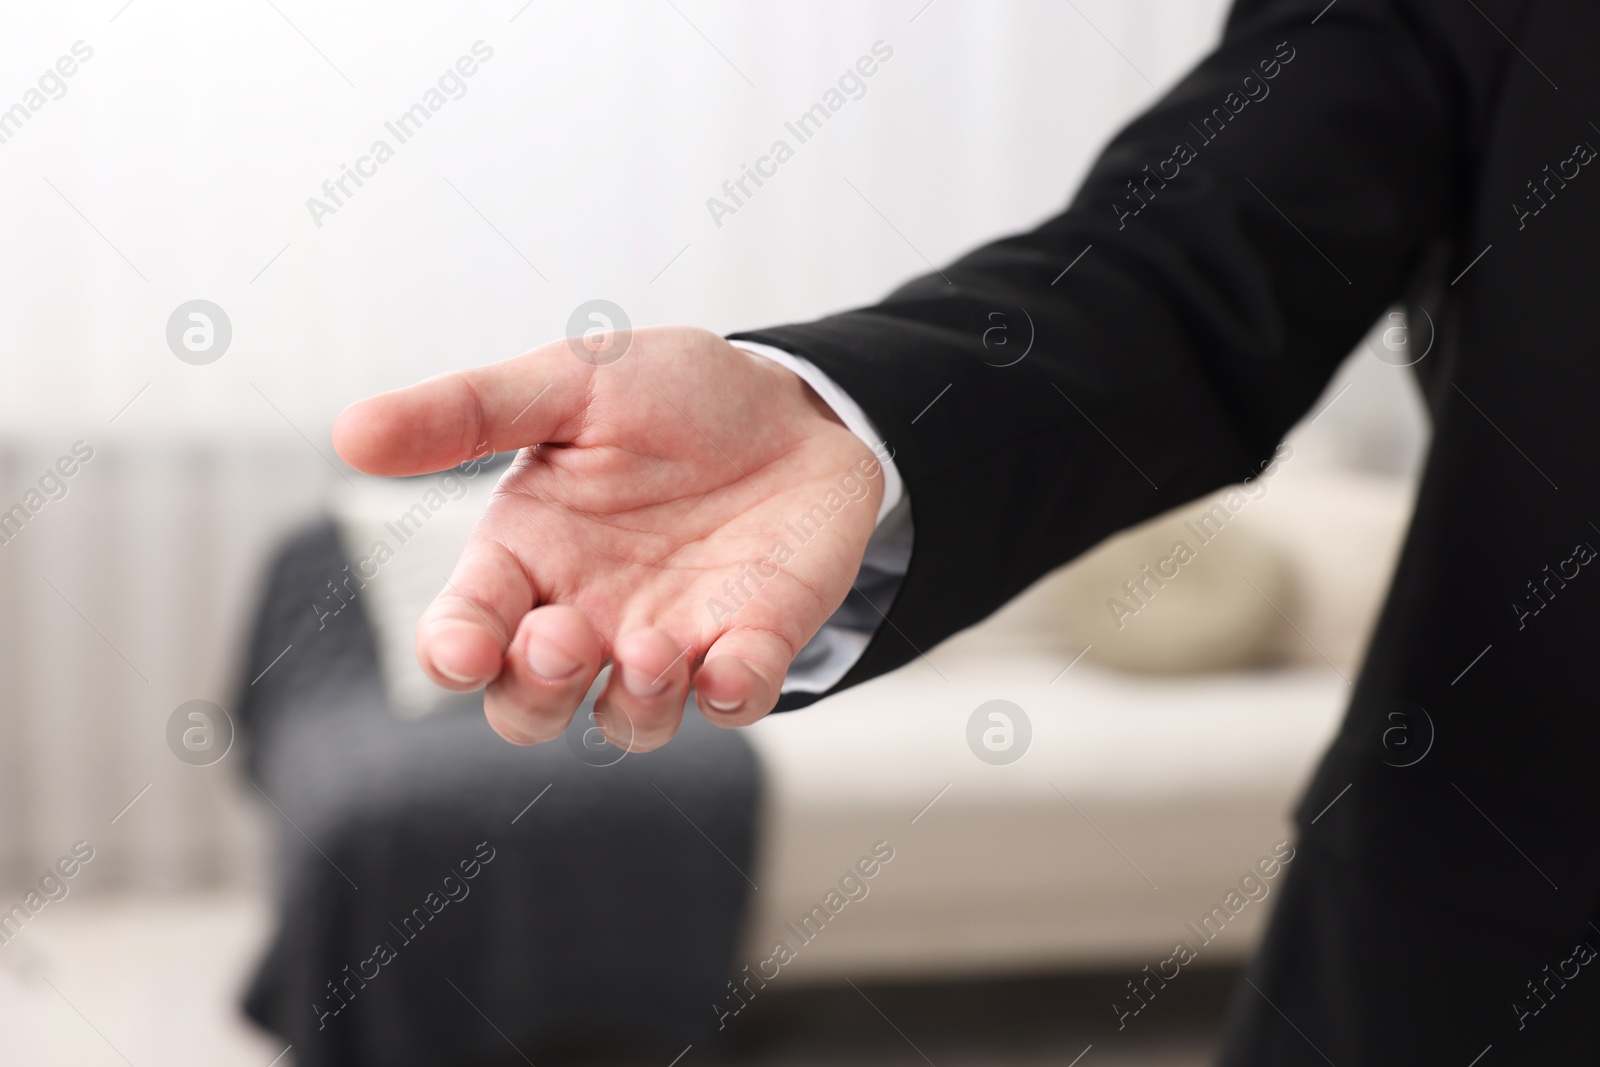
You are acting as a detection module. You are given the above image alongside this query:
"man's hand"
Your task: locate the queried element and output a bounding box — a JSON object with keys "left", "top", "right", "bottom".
{"left": 332, "top": 326, "right": 884, "bottom": 751}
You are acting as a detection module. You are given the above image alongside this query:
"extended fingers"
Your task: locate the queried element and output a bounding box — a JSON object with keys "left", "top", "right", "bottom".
{"left": 593, "top": 627, "right": 694, "bottom": 752}
{"left": 416, "top": 539, "right": 534, "bottom": 690}
{"left": 484, "top": 605, "right": 605, "bottom": 745}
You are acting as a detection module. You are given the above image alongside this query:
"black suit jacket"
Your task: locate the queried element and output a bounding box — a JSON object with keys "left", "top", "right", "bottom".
{"left": 736, "top": 0, "right": 1600, "bottom": 1059}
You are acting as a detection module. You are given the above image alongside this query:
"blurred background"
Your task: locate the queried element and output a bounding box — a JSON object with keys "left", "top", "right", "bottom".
{"left": 0, "top": 1, "right": 1430, "bottom": 1064}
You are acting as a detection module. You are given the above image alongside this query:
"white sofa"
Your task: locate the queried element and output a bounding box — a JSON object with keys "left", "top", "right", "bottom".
{"left": 338, "top": 458, "right": 1414, "bottom": 985}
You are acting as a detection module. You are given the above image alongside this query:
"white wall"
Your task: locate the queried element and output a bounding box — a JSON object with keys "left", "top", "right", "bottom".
{"left": 1, "top": 0, "right": 1232, "bottom": 434}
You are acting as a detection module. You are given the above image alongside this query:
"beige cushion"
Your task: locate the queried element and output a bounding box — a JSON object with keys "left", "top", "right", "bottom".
{"left": 1037, "top": 464, "right": 1414, "bottom": 679}
{"left": 1055, "top": 497, "right": 1293, "bottom": 673}
{"left": 1239, "top": 470, "right": 1414, "bottom": 674}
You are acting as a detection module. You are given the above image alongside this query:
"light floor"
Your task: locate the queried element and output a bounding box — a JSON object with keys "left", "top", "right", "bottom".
{"left": 0, "top": 893, "right": 285, "bottom": 1067}
{"left": 0, "top": 894, "right": 1229, "bottom": 1066}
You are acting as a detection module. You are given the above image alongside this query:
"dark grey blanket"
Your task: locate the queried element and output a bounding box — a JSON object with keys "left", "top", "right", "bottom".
{"left": 237, "top": 520, "right": 761, "bottom": 1066}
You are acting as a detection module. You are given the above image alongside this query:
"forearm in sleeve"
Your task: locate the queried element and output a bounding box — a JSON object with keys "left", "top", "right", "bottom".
{"left": 731, "top": 0, "right": 1466, "bottom": 706}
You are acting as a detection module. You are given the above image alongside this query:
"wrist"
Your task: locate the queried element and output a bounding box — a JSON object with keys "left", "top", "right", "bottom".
{"left": 738, "top": 345, "right": 886, "bottom": 516}
{"left": 730, "top": 340, "right": 902, "bottom": 525}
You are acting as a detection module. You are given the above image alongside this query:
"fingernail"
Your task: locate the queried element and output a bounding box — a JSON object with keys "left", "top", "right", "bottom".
{"left": 703, "top": 697, "right": 742, "bottom": 715}
{"left": 434, "top": 661, "right": 487, "bottom": 687}
{"left": 620, "top": 665, "right": 667, "bottom": 699}
{"left": 525, "top": 637, "right": 580, "bottom": 681}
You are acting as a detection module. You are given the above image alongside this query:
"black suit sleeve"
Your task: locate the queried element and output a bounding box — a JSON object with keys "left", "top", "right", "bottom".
{"left": 732, "top": 0, "right": 1472, "bottom": 710}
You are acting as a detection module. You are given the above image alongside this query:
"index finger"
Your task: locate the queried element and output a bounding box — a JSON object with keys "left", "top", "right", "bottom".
{"left": 332, "top": 343, "right": 595, "bottom": 476}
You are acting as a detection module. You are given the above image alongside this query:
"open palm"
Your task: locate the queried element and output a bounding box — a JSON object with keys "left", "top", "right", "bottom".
{"left": 333, "top": 325, "right": 884, "bottom": 750}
